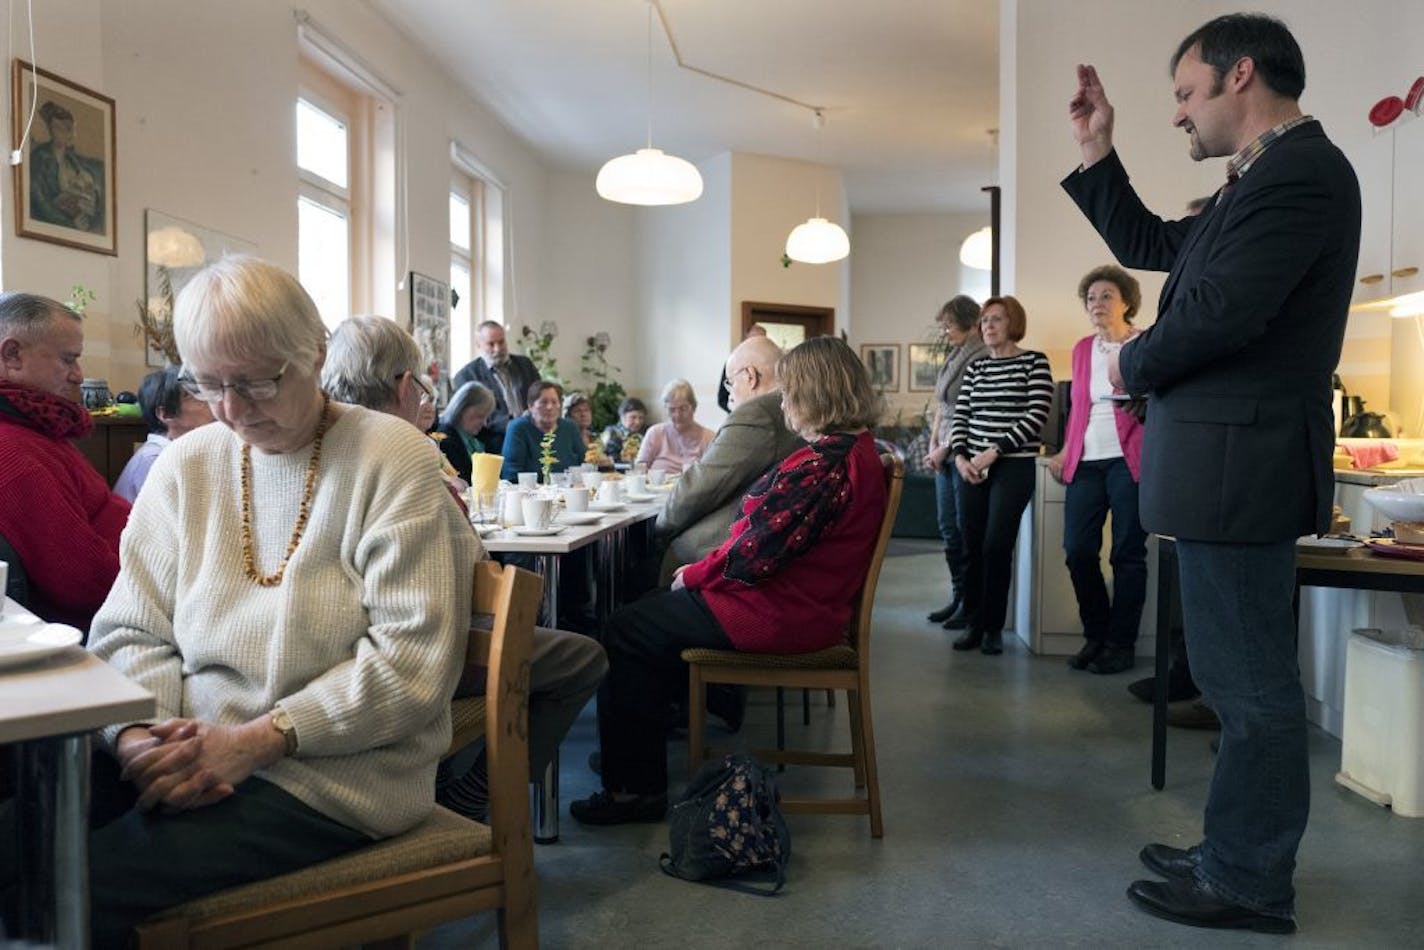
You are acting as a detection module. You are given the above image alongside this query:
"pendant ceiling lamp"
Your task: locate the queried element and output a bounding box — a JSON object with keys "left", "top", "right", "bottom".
{"left": 596, "top": 1, "right": 702, "bottom": 206}
{"left": 785, "top": 111, "right": 849, "bottom": 264}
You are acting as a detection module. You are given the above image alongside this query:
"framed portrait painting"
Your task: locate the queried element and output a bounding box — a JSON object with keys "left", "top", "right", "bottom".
{"left": 11, "top": 60, "right": 117, "bottom": 255}
{"left": 409, "top": 272, "right": 453, "bottom": 406}
{"left": 907, "top": 343, "right": 944, "bottom": 393}
{"left": 859, "top": 343, "right": 901, "bottom": 392}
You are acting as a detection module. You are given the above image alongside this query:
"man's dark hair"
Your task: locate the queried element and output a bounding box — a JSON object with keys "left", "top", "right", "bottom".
{"left": 1170, "top": 13, "right": 1305, "bottom": 101}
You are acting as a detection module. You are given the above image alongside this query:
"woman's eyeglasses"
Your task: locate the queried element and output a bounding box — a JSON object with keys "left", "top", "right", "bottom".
{"left": 410, "top": 373, "right": 435, "bottom": 407}
{"left": 178, "top": 361, "right": 289, "bottom": 403}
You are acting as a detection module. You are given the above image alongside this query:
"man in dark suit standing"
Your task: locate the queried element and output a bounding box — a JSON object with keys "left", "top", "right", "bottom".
{"left": 451, "top": 320, "right": 539, "bottom": 445}
{"left": 1062, "top": 14, "right": 1360, "bottom": 935}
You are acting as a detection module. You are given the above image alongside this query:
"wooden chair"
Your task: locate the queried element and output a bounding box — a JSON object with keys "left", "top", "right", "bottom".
{"left": 136, "top": 561, "right": 543, "bottom": 950}
{"left": 683, "top": 452, "right": 904, "bottom": 838}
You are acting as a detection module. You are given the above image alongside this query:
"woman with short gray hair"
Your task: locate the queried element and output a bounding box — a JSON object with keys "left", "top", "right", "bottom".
{"left": 634, "top": 378, "right": 714, "bottom": 475}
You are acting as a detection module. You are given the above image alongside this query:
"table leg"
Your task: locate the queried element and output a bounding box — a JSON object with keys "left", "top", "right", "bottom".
{"left": 534, "top": 553, "right": 560, "bottom": 843}
{"left": 1152, "top": 540, "right": 1173, "bottom": 791}
{"left": 15, "top": 733, "right": 91, "bottom": 949}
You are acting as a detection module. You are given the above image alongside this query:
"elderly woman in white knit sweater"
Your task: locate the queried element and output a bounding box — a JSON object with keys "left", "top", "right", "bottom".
{"left": 83, "top": 256, "right": 477, "bottom": 946}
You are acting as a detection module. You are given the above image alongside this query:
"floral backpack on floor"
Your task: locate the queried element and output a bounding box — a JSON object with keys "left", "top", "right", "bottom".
{"left": 659, "top": 753, "right": 791, "bottom": 895}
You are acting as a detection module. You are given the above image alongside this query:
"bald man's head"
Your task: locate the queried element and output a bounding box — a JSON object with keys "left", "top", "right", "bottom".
{"left": 724, "top": 336, "right": 783, "bottom": 408}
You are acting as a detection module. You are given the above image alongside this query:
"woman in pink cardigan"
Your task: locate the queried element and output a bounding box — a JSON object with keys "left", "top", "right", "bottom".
{"left": 1048, "top": 265, "right": 1147, "bottom": 675}
{"left": 572, "top": 336, "right": 888, "bottom": 825}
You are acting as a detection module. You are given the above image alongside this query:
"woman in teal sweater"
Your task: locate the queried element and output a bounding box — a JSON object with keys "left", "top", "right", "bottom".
{"left": 500, "top": 379, "right": 585, "bottom": 482}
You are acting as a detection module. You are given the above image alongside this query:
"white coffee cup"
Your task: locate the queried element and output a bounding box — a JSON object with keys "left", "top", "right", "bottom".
{"left": 626, "top": 473, "right": 647, "bottom": 496}
{"left": 517, "top": 471, "right": 539, "bottom": 489}
{"left": 564, "top": 487, "right": 590, "bottom": 512}
{"left": 649, "top": 469, "right": 668, "bottom": 487}
{"left": 501, "top": 488, "right": 527, "bottom": 526}
{"left": 522, "top": 495, "right": 554, "bottom": 530}
{"left": 596, "top": 480, "right": 622, "bottom": 505}
{"left": 581, "top": 471, "right": 604, "bottom": 490}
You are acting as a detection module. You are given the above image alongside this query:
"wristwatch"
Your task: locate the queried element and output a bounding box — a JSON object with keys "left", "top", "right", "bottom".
{"left": 269, "top": 707, "right": 298, "bottom": 756}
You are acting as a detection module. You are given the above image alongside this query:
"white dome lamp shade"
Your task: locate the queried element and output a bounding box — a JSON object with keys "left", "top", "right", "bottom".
{"left": 596, "top": 148, "right": 703, "bottom": 206}
{"left": 785, "top": 217, "right": 850, "bottom": 264}
{"left": 959, "top": 225, "right": 993, "bottom": 270}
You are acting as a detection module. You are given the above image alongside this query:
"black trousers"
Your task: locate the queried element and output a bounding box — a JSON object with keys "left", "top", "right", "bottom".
{"left": 958, "top": 456, "right": 1036, "bottom": 636}
{"left": 597, "top": 589, "right": 734, "bottom": 795}
{"left": 85, "top": 753, "right": 367, "bottom": 949}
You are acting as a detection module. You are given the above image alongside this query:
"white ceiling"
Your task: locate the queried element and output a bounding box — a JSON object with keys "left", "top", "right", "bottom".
{"left": 368, "top": 0, "right": 1000, "bottom": 215}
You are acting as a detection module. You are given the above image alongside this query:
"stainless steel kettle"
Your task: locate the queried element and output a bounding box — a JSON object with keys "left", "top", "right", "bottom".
{"left": 1340, "top": 410, "right": 1394, "bottom": 439}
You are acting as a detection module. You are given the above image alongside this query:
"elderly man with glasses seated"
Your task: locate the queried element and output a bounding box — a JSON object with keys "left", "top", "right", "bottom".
{"left": 323, "top": 315, "right": 607, "bottom": 824}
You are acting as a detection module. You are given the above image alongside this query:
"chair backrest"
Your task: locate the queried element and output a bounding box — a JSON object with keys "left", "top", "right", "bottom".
{"left": 0, "top": 530, "right": 29, "bottom": 608}
{"left": 467, "top": 560, "right": 542, "bottom": 881}
{"left": 848, "top": 452, "right": 905, "bottom": 657}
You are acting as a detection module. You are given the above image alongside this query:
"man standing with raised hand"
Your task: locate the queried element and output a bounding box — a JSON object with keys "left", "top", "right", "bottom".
{"left": 1061, "top": 13, "right": 1360, "bottom": 934}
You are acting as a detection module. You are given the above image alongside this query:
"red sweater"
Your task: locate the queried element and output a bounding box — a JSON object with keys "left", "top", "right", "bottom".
{"left": 680, "top": 430, "right": 887, "bottom": 653}
{"left": 0, "top": 383, "right": 128, "bottom": 630}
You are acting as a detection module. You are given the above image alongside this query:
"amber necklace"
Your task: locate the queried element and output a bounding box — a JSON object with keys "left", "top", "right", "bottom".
{"left": 239, "top": 393, "right": 331, "bottom": 587}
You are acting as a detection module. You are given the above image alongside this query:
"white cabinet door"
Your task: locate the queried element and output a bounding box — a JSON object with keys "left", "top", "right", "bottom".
{"left": 1391, "top": 119, "right": 1424, "bottom": 301}
{"left": 1347, "top": 131, "right": 1395, "bottom": 305}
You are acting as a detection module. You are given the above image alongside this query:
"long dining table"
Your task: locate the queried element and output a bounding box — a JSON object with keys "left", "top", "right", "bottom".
{"left": 480, "top": 488, "right": 667, "bottom": 842}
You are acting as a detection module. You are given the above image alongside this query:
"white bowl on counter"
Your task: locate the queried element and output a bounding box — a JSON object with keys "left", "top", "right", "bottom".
{"left": 1363, "top": 477, "right": 1424, "bottom": 534}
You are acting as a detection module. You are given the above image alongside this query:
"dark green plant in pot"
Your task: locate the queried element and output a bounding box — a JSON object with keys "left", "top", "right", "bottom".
{"left": 581, "top": 332, "right": 626, "bottom": 432}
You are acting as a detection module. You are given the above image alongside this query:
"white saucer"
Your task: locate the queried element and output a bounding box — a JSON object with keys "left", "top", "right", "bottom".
{"left": 624, "top": 491, "right": 657, "bottom": 502}
{"left": 0, "top": 621, "right": 83, "bottom": 670}
{"left": 558, "top": 511, "right": 603, "bottom": 525}
{"left": 589, "top": 501, "right": 626, "bottom": 512}
{"left": 511, "top": 525, "right": 565, "bottom": 537}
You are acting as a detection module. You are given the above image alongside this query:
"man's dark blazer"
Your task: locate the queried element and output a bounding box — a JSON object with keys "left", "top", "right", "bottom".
{"left": 1061, "top": 121, "right": 1360, "bottom": 543}
{"left": 451, "top": 353, "right": 540, "bottom": 442}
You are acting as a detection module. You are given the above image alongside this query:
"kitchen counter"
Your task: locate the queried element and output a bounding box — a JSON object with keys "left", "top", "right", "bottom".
{"left": 1334, "top": 469, "right": 1424, "bottom": 487}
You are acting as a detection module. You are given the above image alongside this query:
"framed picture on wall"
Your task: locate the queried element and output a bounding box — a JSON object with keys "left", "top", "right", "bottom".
{"left": 859, "top": 343, "right": 901, "bottom": 392}
{"left": 907, "top": 343, "right": 944, "bottom": 393}
{"left": 10, "top": 60, "right": 117, "bottom": 255}
{"left": 409, "top": 272, "right": 453, "bottom": 406}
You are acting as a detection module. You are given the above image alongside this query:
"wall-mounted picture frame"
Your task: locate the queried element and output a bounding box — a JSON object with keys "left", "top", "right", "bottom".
{"left": 860, "top": 343, "right": 901, "bottom": 392}
{"left": 907, "top": 343, "right": 944, "bottom": 393}
{"left": 10, "top": 60, "right": 117, "bottom": 255}
{"left": 409, "top": 272, "right": 453, "bottom": 406}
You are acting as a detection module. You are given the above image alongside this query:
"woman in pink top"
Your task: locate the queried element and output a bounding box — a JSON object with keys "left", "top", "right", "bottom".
{"left": 572, "top": 337, "right": 887, "bottom": 826}
{"left": 634, "top": 379, "right": 714, "bottom": 475}
{"left": 1047, "top": 265, "right": 1147, "bottom": 675}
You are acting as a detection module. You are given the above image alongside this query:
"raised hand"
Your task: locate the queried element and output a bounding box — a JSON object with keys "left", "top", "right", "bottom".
{"left": 1068, "top": 64, "right": 1115, "bottom": 167}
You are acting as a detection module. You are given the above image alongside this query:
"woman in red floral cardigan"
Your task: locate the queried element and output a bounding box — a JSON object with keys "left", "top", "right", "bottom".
{"left": 572, "top": 336, "right": 888, "bottom": 825}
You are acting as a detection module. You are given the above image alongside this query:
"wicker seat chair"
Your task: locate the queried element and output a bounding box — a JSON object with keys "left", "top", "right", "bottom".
{"left": 683, "top": 452, "right": 904, "bottom": 838}
{"left": 135, "top": 561, "right": 542, "bottom": 950}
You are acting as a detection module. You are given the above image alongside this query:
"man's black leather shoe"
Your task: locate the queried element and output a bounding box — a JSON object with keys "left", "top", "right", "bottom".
{"left": 1127, "top": 877, "right": 1296, "bottom": 934}
{"left": 1139, "top": 843, "right": 1197, "bottom": 880}
{"left": 951, "top": 629, "right": 983, "bottom": 651}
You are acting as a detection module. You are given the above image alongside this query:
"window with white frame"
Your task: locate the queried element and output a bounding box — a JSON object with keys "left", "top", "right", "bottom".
{"left": 449, "top": 149, "right": 506, "bottom": 372}
{"left": 296, "top": 30, "right": 398, "bottom": 330}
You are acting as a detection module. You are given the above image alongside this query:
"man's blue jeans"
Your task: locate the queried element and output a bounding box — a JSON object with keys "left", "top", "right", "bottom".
{"left": 1175, "top": 538, "right": 1306, "bottom": 919}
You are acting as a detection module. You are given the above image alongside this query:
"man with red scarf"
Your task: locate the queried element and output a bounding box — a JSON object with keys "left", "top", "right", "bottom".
{"left": 0, "top": 292, "right": 128, "bottom": 629}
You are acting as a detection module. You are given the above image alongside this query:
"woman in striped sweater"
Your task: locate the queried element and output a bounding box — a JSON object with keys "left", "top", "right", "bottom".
{"left": 949, "top": 296, "right": 1054, "bottom": 655}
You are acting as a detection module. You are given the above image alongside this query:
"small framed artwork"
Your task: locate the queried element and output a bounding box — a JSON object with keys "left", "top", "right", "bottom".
{"left": 907, "top": 343, "right": 944, "bottom": 392}
{"left": 859, "top": 343, "right": 901, "bottom": 391}
{"left": 11, "top": 60, "right": 117, "bottom": 255}
{"left": 409, "top": 272, "right": 453, "bottom": 406}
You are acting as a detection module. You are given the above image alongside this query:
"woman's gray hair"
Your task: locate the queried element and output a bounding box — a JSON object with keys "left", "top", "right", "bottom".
{"left": 660, "top": 378, "right": 696, "bottom": 409}
{"left": 322, "top": 315, "right": 422, "bottom": 410}
{"left": 173, "top": 255, "right": 327, "bottom": 371}
{"left": 442, "top": 380, "right": 497, "bottom": 428}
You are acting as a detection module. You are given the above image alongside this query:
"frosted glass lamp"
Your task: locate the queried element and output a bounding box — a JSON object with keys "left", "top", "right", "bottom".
{"left": 596, "top": 148, "right": 703, "bottom": 206}
{"left": 785, "top": 217, "right": 850, "bottom": 264}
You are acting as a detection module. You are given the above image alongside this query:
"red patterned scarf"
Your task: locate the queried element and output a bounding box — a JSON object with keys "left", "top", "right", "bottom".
{"left": 0, "top": 381, "right": 94, "bottom": 440}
